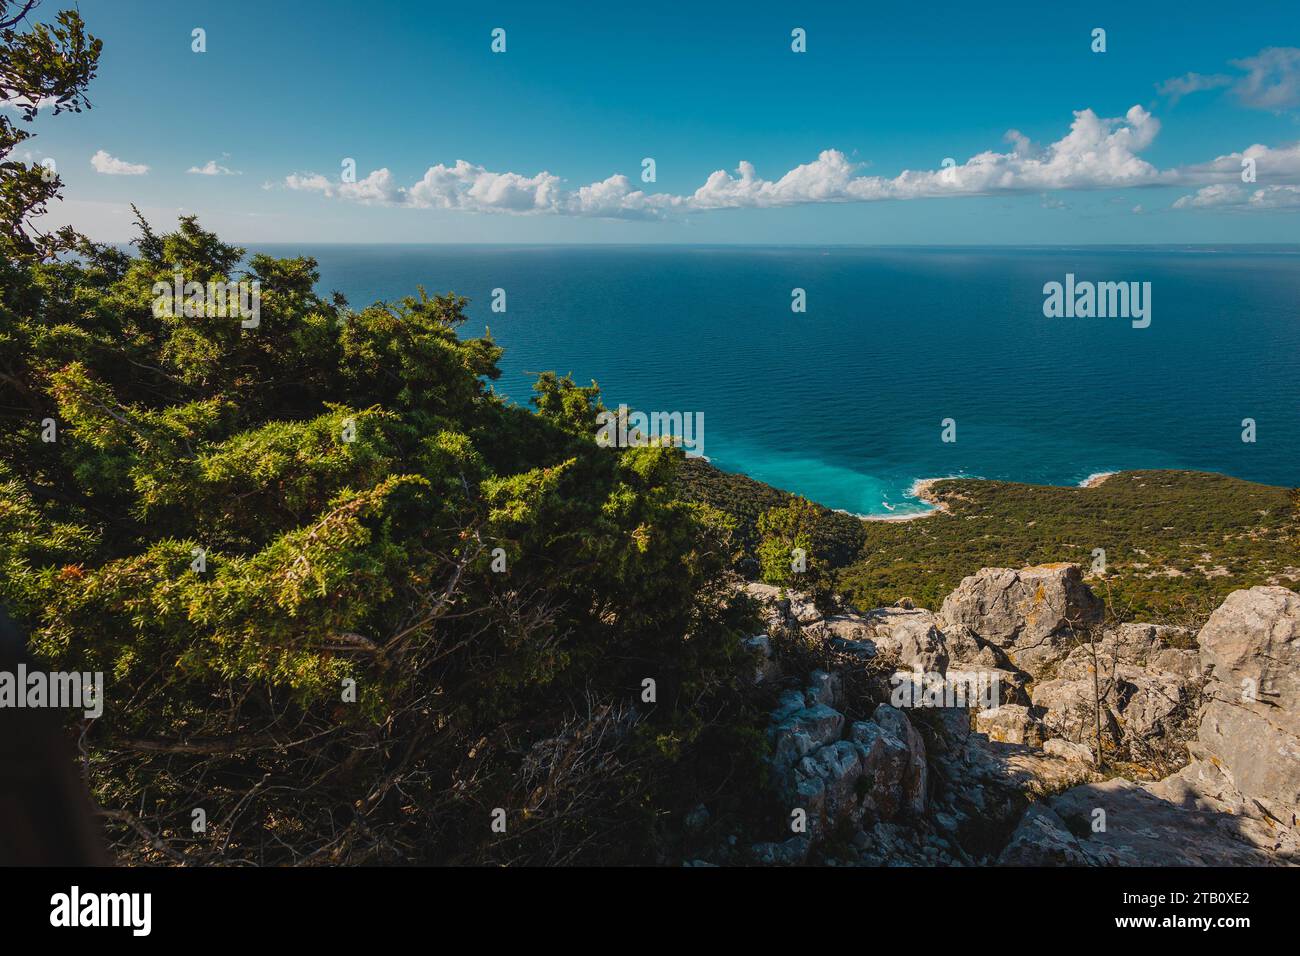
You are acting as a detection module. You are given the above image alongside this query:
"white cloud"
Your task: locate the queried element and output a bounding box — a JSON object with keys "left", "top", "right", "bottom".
{"left": 282, "top": 104, "right": 1300, "bottom": 220}
{"left": 1173, "top": 183, "right": 1300, "bottom": 210}
{"left": 689, "top": 106, "right": 1163, "bottom": 208}
{"left": 1170, "top": 141, "right": 1300, "bottom": 185}
{"left": 1156, "top": 72, "right": 1232, "bottom": 104}
{"left": 90, "top": 149, "right": 149, "bottom": 176}
{"left": 1231, "top": 47, "right": 1300, "bottom": 112}
{"left": 407, "top": 161, "right": 562, "bottom": 211}
{"left": 187, "top": 158, "right": 240, "bottom": 176}
{"left": 1157, "top": 47, "right": 1300, "bottom": 111}
{"left": 284, "top": 172, "right": 332, "bottom": 193}
{"left": 285, "top": 168, "right": 404, "bottom": 203}
{"left": 287, "top": 162, "right": 681, "bottom": 218}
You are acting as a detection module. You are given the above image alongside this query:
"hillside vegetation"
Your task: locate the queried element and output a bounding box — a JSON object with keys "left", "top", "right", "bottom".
{"left": 681, "top": 464, "right": 1298, "bottom": 627}
{"left": 0, "top": 216, "right": 770, "bottom": 864}
{"left": 841, "top": 471, "right": 1297, "bottom": 624}
{"left": 678, "top": 456, "right": 866, "bottom": 567}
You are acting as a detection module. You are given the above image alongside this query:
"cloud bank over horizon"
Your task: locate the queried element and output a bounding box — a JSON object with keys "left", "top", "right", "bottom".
{"left": 282, "top": 103, "right": 1300, "bottom": 219}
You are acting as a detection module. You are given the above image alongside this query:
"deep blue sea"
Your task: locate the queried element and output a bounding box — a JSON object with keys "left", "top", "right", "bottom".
{"left": 270, "top": 245, "right": 1300, "bottom": 517}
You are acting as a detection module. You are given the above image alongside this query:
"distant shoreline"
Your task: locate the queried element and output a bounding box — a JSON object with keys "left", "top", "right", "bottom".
{"left": 860, "top": 471, "right": 1117, "bottom": 523}
{"left": 861, "top": 477, "right": 954, "bottom": 523}
{"left": 1080, "top": 471, "right": 1117, "bottom": 488}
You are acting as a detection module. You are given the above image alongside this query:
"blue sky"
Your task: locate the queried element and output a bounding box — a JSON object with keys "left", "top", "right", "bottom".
{"left": 11, "top": 0, "right": 1300, "bottom": 243}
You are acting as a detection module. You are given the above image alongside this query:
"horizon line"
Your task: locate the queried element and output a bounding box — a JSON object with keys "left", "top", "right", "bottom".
{"left": 115, "top": 240, "right": 1300, "bottom": 250}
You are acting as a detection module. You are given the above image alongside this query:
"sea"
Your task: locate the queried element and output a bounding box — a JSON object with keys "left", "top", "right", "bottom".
{"left": 273, "top": 244, "right": 1300, "bottom": 518}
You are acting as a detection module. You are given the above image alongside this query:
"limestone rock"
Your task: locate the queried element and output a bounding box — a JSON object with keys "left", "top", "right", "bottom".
{"left": 1002, "top": 776, "right": 1298, "bottom": 866}
{"left": 1149, "top": 647, "right": 1203, "bottom": 681}
{"left": 1056, "top": 624, "right": 1199, "bottom": 687}
{"left": 849, "top": 720, "right": 913, "bottom": 820}
{"left": 797, "top": 740, "right": 865, "bottom": 825}
{"left": 742, "top": 634, "right": 782, "bottom": 685}
{"left": 997, "top": 804, "right": 1090, "bottom": 866}
{"left": 1190, "top": 586, "right": 1300, "bottom": 809}
{"left": 804, "top": 669, "right": 844, "bottom": 709}
{"left": 822, "top": 606, "right": 948, "bottom": 674}
{"left": 870, "top": 704, "right": 928, "bottom": 816}
{"left": 1044, "top": 737, "right": 1094, "bottom": 763}
{"left": 975, "top": 705, "right": 1045, "bottom": 746}
{"left": 942, "top": 626, "right": 984, "bottom": 665}
{"left": 938, "top": 563, "right": 1103, "bottom": 678}
{"left": 1197, "top": 586, "right": 1300, "bottom": 736}
{"left": 1114, "top": 668, "right": 1186, "bottom": 742}
{"left": 1197, "top": 698, "right": 1300, "bottom": 807}
{"left": 770, "top": 704, "right": 845, "bottom": 769}
{"left": 1031, "top": 678, "right": 1119, "bottom": 748}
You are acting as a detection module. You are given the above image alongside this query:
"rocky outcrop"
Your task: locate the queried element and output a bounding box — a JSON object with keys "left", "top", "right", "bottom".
{"left": 939, "top": 563, "right": 1103, "bottom": 677}
{"left": 1024, "top": 618, "right": 1204, "bottom": 765}
{"left": 975, "top": 705, "right": 1045, "bottom": 746}
{"left": 819, "top": 606, "right": 948, "bottom": 673}
{"left": 737, "top": 574, "right": 1298, "bottom": 867}
{"left": 1000, "top": 585, "right": 1300, "bottom": 866}
{"left": 1196, "top": 701, "right": 1300, "bottom": 809}
{"left": 767, "top": 675, "right": 929, "bottom": 853}
{"left": 1194, "top": 586, "right": 1300, "bottom": 808}
{"left": 743, "top": 577, "right": 1099, "bottom": 864}
{"left": 998, "top": 771, "right": 1298, "bottom": 866}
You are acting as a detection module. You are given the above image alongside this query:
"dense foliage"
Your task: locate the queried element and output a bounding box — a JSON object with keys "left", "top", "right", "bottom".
{"left": 0, "top": 0, "right": 100, "bottom": 260}
{"left": 677, "top": 456, "right": 866, "bottom": 566}
{"left": 0, "top": 217, "right": 770, "bottom": 863}
{"left": 755, "top": 496, "right": 822, "bottom": 587}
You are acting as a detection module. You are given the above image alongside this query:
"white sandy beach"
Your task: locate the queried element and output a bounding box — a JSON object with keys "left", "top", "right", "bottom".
{"left": 861, "top": 472, "right": 1119, "bottom": 523}
{"left": 1079, "top": 471, "right": 1117, "bottom": 488}
{"left": 862, "top": 477, "right": 953, "bottom": 523}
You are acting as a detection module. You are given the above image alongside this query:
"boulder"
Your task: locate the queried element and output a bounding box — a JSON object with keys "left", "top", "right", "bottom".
{"left": 821, "top": 614, "right": 875, "bottom": 644}
{"left": 1113, "top": 669, "right": 1186, "bottom": 742}
{"left": 1197, "top": 586, "right": 1300, "bottom": 737}
{"left": 1044, "top": 737, "right": 1094, "bottom": 763}
{"left": 771, "top": 688, "right": 806, "bottom": 722}
{"left": 975, "top": 705, "right": 1045, "bottom": 746}
{"left": 1000, "top": 775, "right": 1297, "bottom": 866}
{"left": 1147, "top": 756, "right": 1300, "bottom": 843}
{"left": 796, "top": 741, "right": 865, "bottom": 824}
{"left": 1031, "top": 678, "right": 1118, "bottom": 748}
{"left": 1056, "top": 625, "right": 1201, "bottom": 699}
{"left": 1149, "top": 648, "right": 1203, "bottom": 681}
{"left": 1190, "top": 586, "right": 1300, "bottom": 809}
{"left": 997, "top": 804, "right": 1090, "bottom": 866}
{"left": 857, "top": 608, "right": 949, "bottom": 673}
{"left": 887, "top": 667, "right": 1006, "bottom": 710}
{"left": 938, "top": 563, "right": 1103, "bottom": 678}
{"left": 770, "top": 704, "right": 844, "bottom": 769}
{"left": 849, "top": 720, "right": 914, "bottom": 820}
{"left": 788, "top": 593, "right": 823, "bottom": 626}
{"left": 869, "top": 704, "right": 928, "bottom": 816}
{"left": 1197, "top": 698, "right": 1300, "bottom": 807}
{"left": 822, "top": 607, "right": 948, "bottom": 674}
{"left": 804, "top": 669, "right": 844, "bottom": 709}
{"left": 942, "top": 627, "right": 984, "bottom": 665}
{"left": 1031, "top": 669, "right": 1189, "bottom": 758}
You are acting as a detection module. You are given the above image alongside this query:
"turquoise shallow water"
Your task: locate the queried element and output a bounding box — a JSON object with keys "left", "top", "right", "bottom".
{"left": 279, "top": 244, "right": 1300, "bottom": 516}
